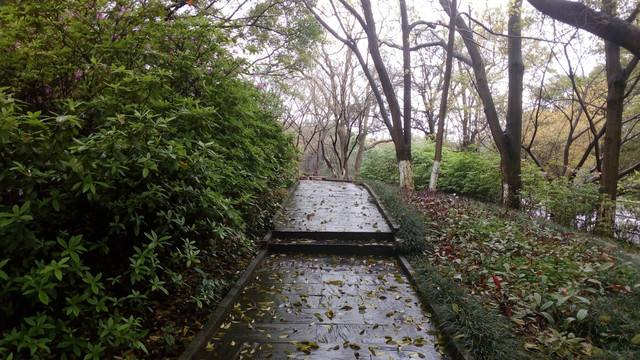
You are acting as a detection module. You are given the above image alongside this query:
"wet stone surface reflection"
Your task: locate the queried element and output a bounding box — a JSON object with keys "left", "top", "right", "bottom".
{"left": 198, "top": 254, "right": 447, "bottom": 360}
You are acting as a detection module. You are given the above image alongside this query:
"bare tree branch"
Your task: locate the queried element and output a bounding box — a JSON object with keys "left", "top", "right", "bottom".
{"left": 527, "top": 0, "right": 640, "bottom": 57}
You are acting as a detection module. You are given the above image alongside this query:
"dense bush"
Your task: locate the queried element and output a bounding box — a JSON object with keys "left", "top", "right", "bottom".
{"left": 437, "top": 150, "right": 501, "bottom": 202}
{"left": 0, "top": 2, "right": 297, "bottom": 359}
{"left": 359, "top": 141, "right": 501, "bottom": 202}
{"left": 521, "top": 167, "right": 600, "bottom": 229}
{"left": 358, "top": 143, "right": 401, "bottom": 185}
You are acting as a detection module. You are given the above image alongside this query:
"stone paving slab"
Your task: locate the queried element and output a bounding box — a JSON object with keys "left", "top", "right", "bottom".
{"left": 273, "top": 180, "right": 393, "bottom": 236}
{"left": 193, "top": 253, "right": 447, "bottom": 360}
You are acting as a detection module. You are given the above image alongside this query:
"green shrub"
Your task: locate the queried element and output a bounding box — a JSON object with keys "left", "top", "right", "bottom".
{"left": 0, "top": 2, "right": 297, "bottom": 359}
{"left": 437, "top": 151, "right": 501, "bottom": 202}
{"left": 359, "top": 141, "right": 501, "bottom": 202}
{"left": 521, "top": 169, "right": 600, "bottom": 229}
{"left": 358, "top": 143, "right": 401, "bottom": 185}
{"left": 359, "top": 140, "right": 439, "bottom": 190}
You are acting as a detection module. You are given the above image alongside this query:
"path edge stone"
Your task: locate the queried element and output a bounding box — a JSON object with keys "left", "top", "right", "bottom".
{"left": 359, "top": 181, "right": 400, "bottom": 233}
{"left": 261, "top": 181, "right": 300, "bottom": 247}
{"left": 178, "top": 248, "right": 269, "bottom": 360}
{"left": 397, "top": 255, "right": 473, "bottom": 360}
{"left": 270, "top": 180, "right": 300, "bottom": 225}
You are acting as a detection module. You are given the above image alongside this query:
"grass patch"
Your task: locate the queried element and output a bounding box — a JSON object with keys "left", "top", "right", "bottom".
{"left": 413, "top": 263, "right": 527, "bottom": 359}
{"left": 362, "top": 181, "right": 433, "bottom": 254}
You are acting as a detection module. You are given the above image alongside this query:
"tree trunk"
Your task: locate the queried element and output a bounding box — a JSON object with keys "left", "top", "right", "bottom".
{"left": 440, "top": 0, "right": 523, "bottom": 208}
{"left": 526, "top": 0, "right": 640, "bottom": 57}
{"left": 354, "top": 97, "right": 371, "bottom": 180}
{"left": 596, "top": 0, "right": 626, "bottom": 236}
{"left": 397, "top": 146, "right": 415, "bottom": 190}
{"left": 502, "top": 0, "right": 524, "bottom": 209}
{"left": 429, "top": 0, "right": 456, "bottom": 191}
{"left": 354, "top": 134, "right": 366, "bottom": 180}
{"left": 360, "top": 0, "right": 414, "bottom": 189}
{"left": 398, "top": 0, "right": 415, "bottom": 189}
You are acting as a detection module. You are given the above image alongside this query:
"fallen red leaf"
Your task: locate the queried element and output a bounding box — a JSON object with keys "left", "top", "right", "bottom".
{"left": 608, "top": 285, "right": 632, "bottom": 293}
{"left": 492, "top": 275, "right": 502, "bottom": 292}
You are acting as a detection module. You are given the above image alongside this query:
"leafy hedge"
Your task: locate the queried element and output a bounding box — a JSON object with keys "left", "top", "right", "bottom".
{"left": 0, "top": 2, "right": 297, "bottom": 359}
{"left": 359, "top": 141, "right": 501, "bottom": 202}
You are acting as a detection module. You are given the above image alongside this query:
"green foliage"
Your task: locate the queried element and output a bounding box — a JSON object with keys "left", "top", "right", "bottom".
{"left": 243, "top": 0, "right": 324, "bottom": 73}
{"left": 358, "top": 143, "right": 401, "bottom": 185}
{"left": 359, "top": 141, "right": 438, "bottom": 189}
{"left": 0, "top": 1, "right": 297, "bottom": 358}
{"left": 362, "top": 181, "right": 433, "bottom": 254}
{"left": 413, "top": 263, "right": 527, "bottom": 360}
{"left": 409, "top": 190, "right": 640, "bottom": 358}
{"left": 521, "top": 167, "right": 600, "bottom": 229}
{"left": 437, "top": 151, "right": 501, "bottom": 203}
{"left": 359, "top": 141, "right": 501, "bottom": 202}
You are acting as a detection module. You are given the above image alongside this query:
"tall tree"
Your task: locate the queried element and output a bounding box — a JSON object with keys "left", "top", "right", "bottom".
{"left": 429, "top": 0, "right": 457, "bottom": 190}
{"left": 598, "top": 0, "right": 629, "bottom": 236}
{"left": 440, "top": 0, "right": 524, "bottom": 208}
{"left": 503, "top": 0, "right": 525, "bottom": 209}
{"left": 301, "top": 0, "right": 418, "bottom": 189}
{"left": 526, "top": 0, "right": 640, "bottom": 236}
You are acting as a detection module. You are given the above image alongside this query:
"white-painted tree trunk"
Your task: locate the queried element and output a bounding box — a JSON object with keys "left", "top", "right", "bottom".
{"left": 428, "top": 160, "right": 440, "bottom": 191}
{"left": 398, "top": 160, "right": 415, "bottom": 190}
{"left": 502, "top": 183, "right": 511, "bottom": 205}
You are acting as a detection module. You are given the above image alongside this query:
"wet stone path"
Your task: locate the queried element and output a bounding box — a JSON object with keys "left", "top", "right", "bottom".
{"left": 198, "top": 254, "right": 445, "bottom": 360}
{"left": 186, "top": 181, "right": 447, "bottom": 360}
{"left": 273, "top": 180, "right": 392, "bottom": 236}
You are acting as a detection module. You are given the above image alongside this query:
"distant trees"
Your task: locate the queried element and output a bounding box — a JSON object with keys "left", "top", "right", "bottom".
{"left": 301, "top": 0, "right": 435, "bottom": 189}
{"left": 285, "top": 44, "right": 375, "bottom": 179}
{"left": 526, "top": 0, "right": 640, "bottom": 235}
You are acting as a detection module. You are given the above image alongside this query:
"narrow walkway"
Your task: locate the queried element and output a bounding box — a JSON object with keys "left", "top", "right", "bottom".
{"left": 274, "top": 180, "right": 392, "bottom": 235}
{"left": 270, "top": 180, "right": 396, "bottom": 255}
{"left": 187, "top": 180, "right": 447, "bottom": 360}
{"left": 201, "top": 254, "right": 443, "bottom": 359}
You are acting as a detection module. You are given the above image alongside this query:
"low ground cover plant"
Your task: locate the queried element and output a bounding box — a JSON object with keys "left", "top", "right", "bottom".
{"left": 369, "top": 181, "right": 640, "bottom": 359}
{"left": 410, "top": 190, "right": 640, "bottom": 359}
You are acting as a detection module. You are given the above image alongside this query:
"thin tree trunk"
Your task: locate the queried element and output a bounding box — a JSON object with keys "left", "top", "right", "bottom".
{"left": 398, "top": 0, "right": 414, "bottom": 189}
{"left": 441, "top": 0, "right": 523, "bottom": 208}
{"left": 596, "top": 0, "right": 626, "bottom": 236}
{"left": 429, "top": 0, "right": 456, "bottom": 191}
{"left": 501, "top": 0, "right": 524, "bottom": 209}
{"left": 354, "top": 95, "right": 371, "bottom": 179}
